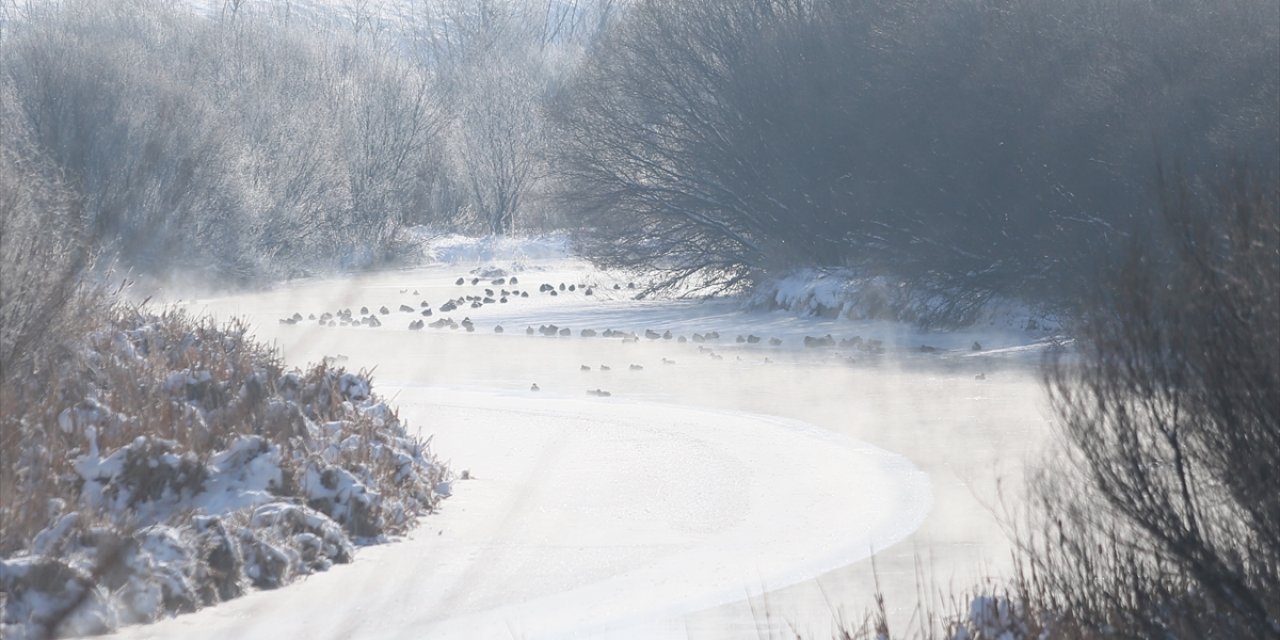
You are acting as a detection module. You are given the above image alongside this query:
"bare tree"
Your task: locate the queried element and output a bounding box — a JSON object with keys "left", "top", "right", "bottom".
{"left": 553, "top": 0, "right": 1279, "bottom": 308}
{"left": 1042, "top": 167, "right": 1280, "bottom": 638}
{"left": 452, "top": 59, "right": 544, "bottom": 236}
{"left": 428, "top": 0, "right": 551, "bottom": 236}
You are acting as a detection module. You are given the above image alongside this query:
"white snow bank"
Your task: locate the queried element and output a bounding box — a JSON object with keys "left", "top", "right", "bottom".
{"left": 410, "top": 230, "right": 572, "bottom": 267}
{"left": 750, "top": 267, "right": 1064, "bottom": 331}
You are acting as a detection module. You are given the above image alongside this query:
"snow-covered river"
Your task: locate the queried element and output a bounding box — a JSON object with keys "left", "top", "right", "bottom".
{"left": 113, "top": 252, "right": 1052, "bottom": 639}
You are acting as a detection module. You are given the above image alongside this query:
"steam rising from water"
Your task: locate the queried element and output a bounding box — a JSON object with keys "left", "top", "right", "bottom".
{"left": 144, "top": 256, "right": 1052, "bottom": 637}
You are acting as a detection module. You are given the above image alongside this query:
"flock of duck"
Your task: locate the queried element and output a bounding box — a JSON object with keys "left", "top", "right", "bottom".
{"left": 278, "top": 272, "right": 984, "bottom": 397}
{"left": 279, "top": 275, "right": 621, "bottom": 330}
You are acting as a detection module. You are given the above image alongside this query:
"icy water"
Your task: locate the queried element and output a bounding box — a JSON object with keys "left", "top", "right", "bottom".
{"left": 115, "top": 258, "right": 1053, "bottom": 639}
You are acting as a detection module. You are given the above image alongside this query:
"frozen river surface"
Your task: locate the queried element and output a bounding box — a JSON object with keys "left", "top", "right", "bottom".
{"left": 113, "top": 251, "right": 1053, "bottom": 639}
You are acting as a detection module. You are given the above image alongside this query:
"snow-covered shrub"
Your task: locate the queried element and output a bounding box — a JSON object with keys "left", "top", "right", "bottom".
{"left": 249, "top": 504, "right": 353, "bottom": 571}
{"left": 299, "top": 461, "right": 377, "bottom": 538}
{"left": 74, "top": 436, "right": 211, "bottom": 524}
{"left": 0, "top": 308, "right": 447, "bottom": 638}
{"left": 111, "top": 526, "right": 204, "bottom": 624}
{"left": 0, "top": 556, "right": 117, "bottom": 640}
{"left": 191, "top": 516, "right": 244, "bottom": 603}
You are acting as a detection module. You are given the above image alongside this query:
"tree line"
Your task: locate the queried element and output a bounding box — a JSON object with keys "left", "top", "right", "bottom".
{"left": 1, "top": 0, "right": 1276, "bottom": 312}
{"left": 0, "top": 0, "right": 611, "bottom": 283}
{"left": 553, "top": 0, "right": 1278, "bottom": 312}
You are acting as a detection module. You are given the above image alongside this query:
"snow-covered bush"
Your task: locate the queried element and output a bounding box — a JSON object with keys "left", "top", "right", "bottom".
{"left": 0, "top": 308, "right": 447, "bottom": 638}
{"left": 0, "top": 555, "right": 118, "bottom": 640}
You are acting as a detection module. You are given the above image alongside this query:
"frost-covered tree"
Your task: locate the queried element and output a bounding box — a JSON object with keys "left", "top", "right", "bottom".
{"left": 452, "top": 57, "right": 545, "bottom": 236}
{"left": 0, "top": 0, "right": 455, "bottom": 280}
{"left": 425, "top": 0, "right": 550, "bottom": 236}
{"left": 553, "top": 0, "right": 1279, "bottom": 309}
{"left": 0, "top": 74, "right": 94, "bottom": 382}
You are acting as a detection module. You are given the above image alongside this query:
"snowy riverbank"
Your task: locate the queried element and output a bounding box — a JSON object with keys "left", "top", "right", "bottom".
{"left": 0, "top": 234, "right": 1061, "bottom": 639}
{"left": 140, "top": 244, "right": 1054, "bottom": 638}
{"left": 0, "top": 312, "right": 446, "bottom": 639}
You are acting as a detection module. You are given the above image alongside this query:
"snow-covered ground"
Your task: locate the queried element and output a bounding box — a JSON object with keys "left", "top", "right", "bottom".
{"left": 118, "top": 237, "right": 1054, "bottom": 638}
{"left": 108, "top": 389, "right": 928, "bottom": 639}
